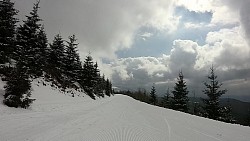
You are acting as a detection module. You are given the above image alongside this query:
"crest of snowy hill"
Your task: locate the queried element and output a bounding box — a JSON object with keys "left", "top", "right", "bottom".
{"left": 0, "top": 78, "right": 98, "bottom": 114}
{"left": 0, "top": 79, "right": 250, "bottom": 141}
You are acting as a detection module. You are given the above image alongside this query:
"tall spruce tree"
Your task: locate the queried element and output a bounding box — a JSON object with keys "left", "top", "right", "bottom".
{"left": 105, "top": 78, "right": 111, "bottom": 97}
{"left": 15, "top": 0, "right": 45, "bottom": 77}
{"left": 36, "top": 25, "right": 48, "bottom": 76}
{"left": 94, "top": 74, "right": 103, "bottom": 97}
{"left": 172, "top": 71, "right": 189, "bottom": 112}
{"left": 149, "top": 84, "right": 157, "bottom": 105}
{"left": 109, "top": 79, "right": 113, "bottom": 95}
{"left": 202, "top": 66, "right": 227, "bottom": 120}
{"left": 93, "top": 62, "right": 105, "bottom": 97}
{"left": 0, "top": 0, "right": 18, "bottom": 64}
{"left": 64, "top": 35, "right": 82, "bottom": 86}
{"left": 100, "top": 74, "right": 107, "bottom": 96}
{"left": 81, "top": 54, "right": 96, "bottom": 99}
{"left": 47, "top": 34, "right": 65, "bottom": 85}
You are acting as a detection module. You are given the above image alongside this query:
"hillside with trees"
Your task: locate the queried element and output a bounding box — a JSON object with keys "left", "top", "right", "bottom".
{"left": 0, "top": 0, "right": 113, "bottom": 108}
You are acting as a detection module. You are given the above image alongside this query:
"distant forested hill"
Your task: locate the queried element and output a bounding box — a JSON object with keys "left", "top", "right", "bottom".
{"left": 187, "top": 97, "right": 250, "bottom": 126}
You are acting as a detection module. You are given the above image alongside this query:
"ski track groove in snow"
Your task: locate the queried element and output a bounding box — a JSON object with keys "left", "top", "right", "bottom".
{"left": 34, "top": 96, "right": 114, "bottom": 141}
{"left": 81, "top": 95, "right": 163, "bottom": 141}
{"left": 185, "top": 126, "right": 223, "bottom": 141}
{"left": 162, "top": 110, "right": 171, "bottom": 141}
{"left": 94, "top": 126, "right": 152, "bottom": 141}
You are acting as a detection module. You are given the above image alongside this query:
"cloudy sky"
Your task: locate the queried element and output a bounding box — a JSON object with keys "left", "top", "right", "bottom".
{"left": 14, "top": 0, "right": 250, "bottom": 101}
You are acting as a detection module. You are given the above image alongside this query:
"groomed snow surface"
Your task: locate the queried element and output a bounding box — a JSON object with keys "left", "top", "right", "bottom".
{"left": 0, "top": 79, "right": 250, "bottom": 141}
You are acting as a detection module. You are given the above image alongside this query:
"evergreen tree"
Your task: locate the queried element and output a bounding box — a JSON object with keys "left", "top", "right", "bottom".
{"left": 202, "top": 66, "right": 227, "bottom": 120}
{"left": 172, "top": 71, "right": 189, "bottom": 112}
{"left": 36, "top": 25, "right": 48, "bottom": 76}
{"left": 101, "top": 74, "right": 106, "bottom": 90}
{"left": 94, "top": 74, "right": 104, "bottom": 97}
{"left": 246, "top": 110, "right": 250, "bottom": 126}
{"left": 94, "top": 64, "right": 105, "bottom": 97}
{"left": 219, "top": 106, "right": 235, "bottom": 123}
{"left": 109, "top": 79, "right": 113, "bottom": 95}
{"left": 105, "top": 78, "right": 111, "bottom": 97}
{"left": 137, "top": 89, "right": 150, "bottom": 103}
{"left": 100, "top": 74, "right": 107, "bottom": 96}
{"left": 149, "top": 84, "right": 157, "bottom": 105}
{"left": 64, "top": 35, "right": 82, "bottom": 86}
{"left": 142, "top": 89, "right": 150, "bottom": 103}
{"left": 47, "top": 34, "right": 65, "bottom": 86}
{"left": 15, "top": 0, "right": 44, "bottom": 77}
{"left": 161, "top": 88, "right": 171, "bottom": 108}
{"left": 93, "top": 62, "right": 100, "bottom": 88}
{"left": 81, "top": 54, "right": 96, "bottom": 99}
{"left": 3, "top": 63, "right": 34, "bottom": 108}
{"left": 0, "top": 0, "right": 18, "bottom": 64}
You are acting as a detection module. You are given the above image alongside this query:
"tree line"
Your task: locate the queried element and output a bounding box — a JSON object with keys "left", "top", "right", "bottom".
{"left": 118, "top": 66, "right": 236, "bottom": 124}
{"left": 0, "top": 0, "right": 113, "bottom": 108}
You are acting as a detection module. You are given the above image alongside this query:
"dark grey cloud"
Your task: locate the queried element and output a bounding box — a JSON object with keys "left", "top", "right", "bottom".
{"left": 13, "top": 0, "right": 175, "bottom": 60}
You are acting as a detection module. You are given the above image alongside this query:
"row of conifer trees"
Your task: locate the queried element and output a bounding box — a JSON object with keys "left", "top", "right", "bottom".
{"left": 118, "top": 67, "right": 235, "bottom": 123}
{"left": 0, "top": 0, "right": 113, "bottom": 108}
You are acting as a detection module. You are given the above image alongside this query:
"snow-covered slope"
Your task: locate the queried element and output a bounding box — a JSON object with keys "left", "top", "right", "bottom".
{"left": 0, "top": 80, "right": 250, "bottom": 141}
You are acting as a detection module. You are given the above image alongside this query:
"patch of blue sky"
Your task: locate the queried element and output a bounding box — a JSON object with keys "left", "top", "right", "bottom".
{"left": 174, "top": 6, "right": 212, "bottom": 23}
{"left": 174, "top": 23, "right": 238, "bottom": 45}
{"left": 116, "top": 26, "right": 173, "bottom": 58}
{"left": 116, "top": 34, "right": 173, "bottom": 58}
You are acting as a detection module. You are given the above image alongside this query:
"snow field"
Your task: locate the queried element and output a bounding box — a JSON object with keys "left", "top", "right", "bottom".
{"left": 0, "top": 79, "right": 250, "bottom": 141}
